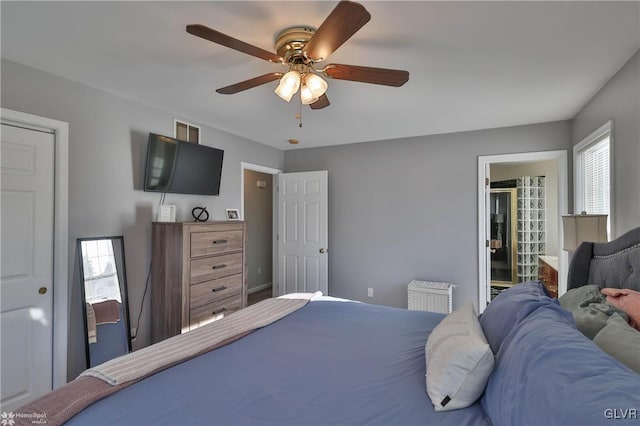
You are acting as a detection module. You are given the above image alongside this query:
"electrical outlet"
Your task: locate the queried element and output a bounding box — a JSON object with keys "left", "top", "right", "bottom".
{"left": 367, "top": 288, "right": 374, "bottom": 298}
{"left": 257, "top": 266, "right": 262, "bottom": 274}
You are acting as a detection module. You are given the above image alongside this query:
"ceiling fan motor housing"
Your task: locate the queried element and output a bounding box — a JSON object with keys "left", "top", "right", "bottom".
{"left": 275, "top": 27, "right": 317, "bottom": 63}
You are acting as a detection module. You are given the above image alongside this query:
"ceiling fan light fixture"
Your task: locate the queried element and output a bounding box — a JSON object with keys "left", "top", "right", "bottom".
{"left": 274, "top": 70, "right": 301, "bottom": 102}
{"left": 300, "top": 83, "right": 319, "bottom": 105}
{"left": 304, "top": 73, "right": 328, "bottom": 98}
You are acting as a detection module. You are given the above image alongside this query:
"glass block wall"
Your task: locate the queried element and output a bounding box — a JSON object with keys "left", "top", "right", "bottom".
{"left": 516, "top": 176, "right": 546, "bottom": 282}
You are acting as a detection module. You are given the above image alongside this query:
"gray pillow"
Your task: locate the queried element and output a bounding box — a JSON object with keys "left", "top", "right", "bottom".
{"left": 425, "top": 303, "right": 494, "bottom": 412}
{"left": 593, "top": 313, "right": 640, "bottom": 374}
{"left": 558, "top": 285, "right": 628, "bottom": 339}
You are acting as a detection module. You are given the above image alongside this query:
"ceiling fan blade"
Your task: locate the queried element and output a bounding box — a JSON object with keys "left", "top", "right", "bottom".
{"left": 216, "top": 73, "right": 283, "bottom": 95}
{"left": 323, "top": 64, "right": 409, "bottom": 87}
{"left": 309, "top": 94, "right": 330, "bottom": 110}
{"left": 187, "top": 24, "right": 282, "bottom": 63}
{"left": 304, "top": 1, "right": 371, "bottom": 61}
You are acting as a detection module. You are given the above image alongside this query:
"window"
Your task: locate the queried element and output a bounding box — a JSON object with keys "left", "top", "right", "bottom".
{"left": 173, "top": 119, "right": 200, "bottom": 144}
{"left": 574, "top": 121, "right": 613, "bottom": 238}
{"left": 80, "top": 239, "right": 122, "bottom": 304}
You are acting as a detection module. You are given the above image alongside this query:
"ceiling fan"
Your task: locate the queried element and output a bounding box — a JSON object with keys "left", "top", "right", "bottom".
{"left": 186, "top": 0, "right": 409, "bottom": 111}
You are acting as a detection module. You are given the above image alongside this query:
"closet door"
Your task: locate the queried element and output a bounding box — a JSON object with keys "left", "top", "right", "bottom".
{"left": 1, "top": 123, "right": 55, "bottom": 410}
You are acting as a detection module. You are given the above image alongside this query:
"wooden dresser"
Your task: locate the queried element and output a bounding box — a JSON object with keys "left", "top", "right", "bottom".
{"left": 538, "top": 255, "right": 558, "bottom": 298}
{"left": 151, "top": 221, "right": 247, "bottom": 344}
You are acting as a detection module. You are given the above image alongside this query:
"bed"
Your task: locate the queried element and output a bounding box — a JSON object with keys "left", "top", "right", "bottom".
{"left": 16, "top": 228, "right": 640, "bottom": 426}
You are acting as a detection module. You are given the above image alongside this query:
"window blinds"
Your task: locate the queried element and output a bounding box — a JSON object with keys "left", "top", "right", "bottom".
{"left": 580, "top": 136, "right": 610, "bottom": 234}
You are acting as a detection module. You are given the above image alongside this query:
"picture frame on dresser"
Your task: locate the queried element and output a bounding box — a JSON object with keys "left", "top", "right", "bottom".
{"left": 226, "top": 209, "right": 240, "bottom": 220}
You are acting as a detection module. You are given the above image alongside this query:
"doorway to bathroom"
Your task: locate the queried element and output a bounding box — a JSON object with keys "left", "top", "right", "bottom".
{"left": 478, "top": 150, "right": 568, "bottom": 311}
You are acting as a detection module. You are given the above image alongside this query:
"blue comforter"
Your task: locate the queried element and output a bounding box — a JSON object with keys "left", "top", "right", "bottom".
{"left": 480, "top": 282, "right": 640, "bottom": 426}
{"left": 68, "top": 301, "right": 489, "bottom": 425}
{"left": 67, "top": 285, "right": 640, "bottom": 425}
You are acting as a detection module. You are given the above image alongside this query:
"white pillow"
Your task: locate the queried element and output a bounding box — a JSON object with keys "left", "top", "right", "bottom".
{"left": 425, "top": 302, "right": 494, "bottom": 411}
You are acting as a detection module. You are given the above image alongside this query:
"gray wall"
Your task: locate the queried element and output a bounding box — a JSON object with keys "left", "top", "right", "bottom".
{"left": 244, "top": 170, "right": 273, "bottom": 291}
{"left": 491, "top": 160, "right": 559, "bottom": 256}
{"left": 4, "top": 48, "right": 635, "bottom": 382}
{"left": 284, "top": 121, "right": 572, "bottom": 310}
{"left": 1, "top": 59, "right": 284, "bottom": 379}
{"left": 572, "top": 49, "right": 640, "bottom": 237}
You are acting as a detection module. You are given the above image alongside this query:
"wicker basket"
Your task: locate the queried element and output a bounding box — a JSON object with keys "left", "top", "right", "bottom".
{"left": 407, "top": 280, "right": 454, "bottom": 314}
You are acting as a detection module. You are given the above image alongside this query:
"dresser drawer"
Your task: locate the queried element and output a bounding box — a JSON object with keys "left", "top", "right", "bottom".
{"left": 190, "top": 274, "right": 243, "bottom": 309}
{"left": 191, "top": 230, "right": 243, "bottom": 257}
{"left": 189, "top": 295, "right": 242, "bottom": 328}
{"left": 190, "top": 252, "right": 243, "bottom": 284}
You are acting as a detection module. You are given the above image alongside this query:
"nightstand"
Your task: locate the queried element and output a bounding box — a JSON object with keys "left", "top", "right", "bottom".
{"left": 538, "top": 255, "right": 558, "bottom": 298}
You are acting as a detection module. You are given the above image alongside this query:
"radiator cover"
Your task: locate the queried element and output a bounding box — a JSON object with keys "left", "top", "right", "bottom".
{"left": 407, "top": 280, "right": 454, "bottom": 314}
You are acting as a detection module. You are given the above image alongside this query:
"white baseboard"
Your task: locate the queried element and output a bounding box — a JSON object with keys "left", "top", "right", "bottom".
{"left": 248, "top": 282, "right": 272, "bottom": 294}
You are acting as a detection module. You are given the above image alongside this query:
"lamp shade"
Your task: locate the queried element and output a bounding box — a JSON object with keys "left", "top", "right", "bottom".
{"left": 274, "top": 70, "right": 301, "bottom": 102}
{"left": 562, "top": 214, "right": 607, "bottom": 251}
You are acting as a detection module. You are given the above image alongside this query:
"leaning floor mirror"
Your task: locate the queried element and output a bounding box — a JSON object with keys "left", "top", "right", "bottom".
{"left": 78, "top": 236, "right": 132, "bottom": 368}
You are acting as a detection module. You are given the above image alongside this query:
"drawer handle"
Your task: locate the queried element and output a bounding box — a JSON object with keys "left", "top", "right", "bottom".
{"left": 211, "top": 286, "right": 227, "bottom": 292}
{"left": 212, "top": 264, "right": 227, "bottom": 270}
{"left": 212, "top": 307, "right": 227, "bottom": 315}
{"left": 212, "top": 239, "right": 228, "bottom": 245}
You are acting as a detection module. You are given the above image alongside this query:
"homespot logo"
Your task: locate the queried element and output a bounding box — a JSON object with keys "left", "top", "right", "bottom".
{"left": 604, "top": 408, "right": 638, "bottom": 420}
{"left": 1, "top": 412, "right": 47, "bottom": 425}
{"left": 0, "top": 412, "right": 14, "bottom": 426}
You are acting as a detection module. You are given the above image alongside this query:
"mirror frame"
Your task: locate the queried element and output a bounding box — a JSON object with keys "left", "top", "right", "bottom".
{"left": 77, "top": 236, "right": 132, "bottom": 368}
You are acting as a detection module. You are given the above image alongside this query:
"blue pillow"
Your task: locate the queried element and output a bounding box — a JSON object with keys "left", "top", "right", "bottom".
{"left": 479, "top": 281, "right": 556, "bottom": 353}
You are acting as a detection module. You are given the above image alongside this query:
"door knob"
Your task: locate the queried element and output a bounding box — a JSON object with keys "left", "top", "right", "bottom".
{"left": 319, "top": 248, "right": 327, "bottom": 254}
{"left": 38, "top": 287, "right": 48, "bottom": 294}
{"left": 490, "top": 249, "right": 496, "bottom": 254}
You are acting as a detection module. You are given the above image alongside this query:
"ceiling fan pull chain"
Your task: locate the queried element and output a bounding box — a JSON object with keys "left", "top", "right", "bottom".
{"left": 297, "top": 94, "right": 303, "bottom": 127}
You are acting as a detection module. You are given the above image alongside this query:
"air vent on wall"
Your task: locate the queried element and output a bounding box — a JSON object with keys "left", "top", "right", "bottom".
{"left": 174, "top": 119, "right": 200, "bottom": 144}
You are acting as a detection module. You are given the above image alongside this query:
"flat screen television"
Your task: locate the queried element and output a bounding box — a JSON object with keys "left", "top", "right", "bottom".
{"left": 143, "top": 133, "right": 224, "bottom": 196}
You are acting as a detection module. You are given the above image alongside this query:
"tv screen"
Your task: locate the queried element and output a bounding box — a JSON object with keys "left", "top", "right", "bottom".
{"left": 143, "top": 133, "right": 224, "bottom": 196}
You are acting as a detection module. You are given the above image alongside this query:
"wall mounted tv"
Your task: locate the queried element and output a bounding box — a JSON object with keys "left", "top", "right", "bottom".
{"left": 143, "top": 133, "right": 224, "bottom": 196}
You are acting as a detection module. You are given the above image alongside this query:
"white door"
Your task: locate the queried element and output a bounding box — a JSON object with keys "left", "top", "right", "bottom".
{"left": 1, "top": 123, "right": 55, "bottom": 411}
{"left": 277, "top": 171, "right": 328, "bottom": 296}
{"left": 483, "top": 164, "right": 492, "bottom": 307}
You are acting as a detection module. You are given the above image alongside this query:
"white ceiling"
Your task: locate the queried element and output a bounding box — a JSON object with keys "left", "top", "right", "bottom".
{"left": 2, "top": 1, "right": 639, "bottom": 150}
